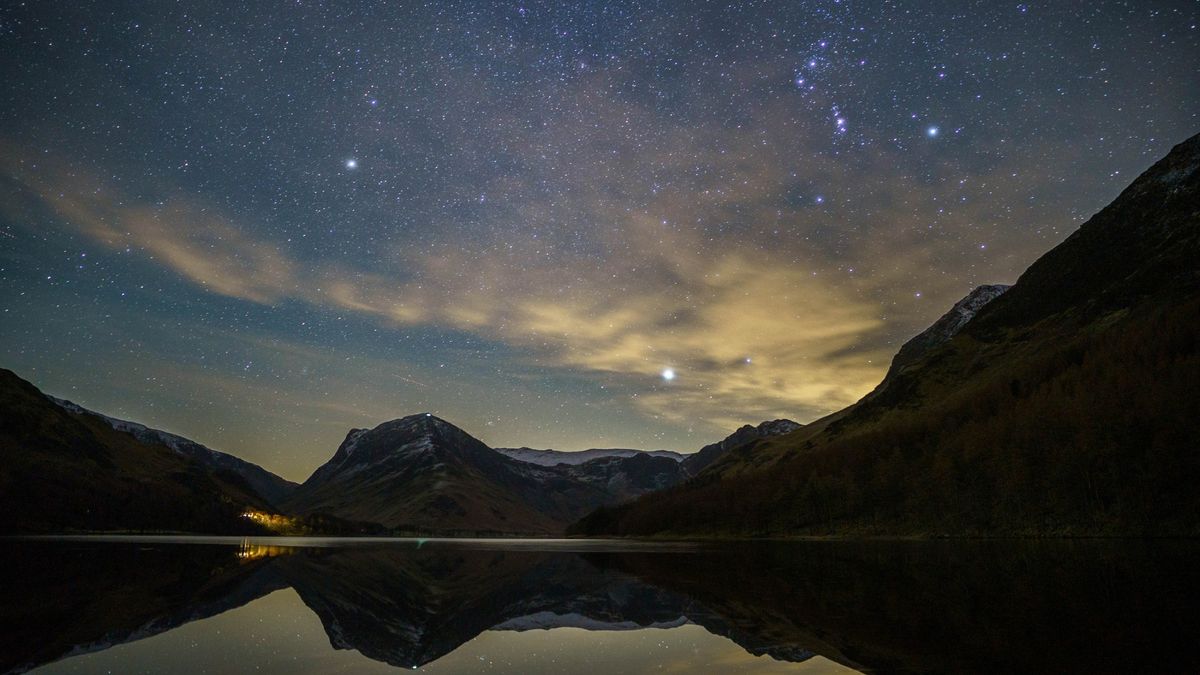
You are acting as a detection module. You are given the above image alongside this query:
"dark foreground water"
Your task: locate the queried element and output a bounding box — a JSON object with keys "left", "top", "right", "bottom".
{"left": 1, "top": 537, "right": 1198, "bottom": 674}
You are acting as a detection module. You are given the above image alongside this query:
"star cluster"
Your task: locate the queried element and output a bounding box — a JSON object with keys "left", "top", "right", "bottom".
{"left": 0, "top": 1, "right": 1196, "bottom": 480}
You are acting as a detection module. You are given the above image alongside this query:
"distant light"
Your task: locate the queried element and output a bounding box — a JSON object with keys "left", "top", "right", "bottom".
{"left": 927, "top": 126, "right": 939, "bottom": 138}
{"left": 661, "top": 368, "right": 676, "bottom": 381}
{"left": 345, "top": 159, "right": 358, "bottom": 169}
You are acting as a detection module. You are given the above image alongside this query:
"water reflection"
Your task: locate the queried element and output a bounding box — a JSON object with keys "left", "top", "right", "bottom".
{"left": 2, "top": 538, "right": 1198, "bottom": 673}
{"left": 236, "top": 539, "right": 297, "bottom": 560}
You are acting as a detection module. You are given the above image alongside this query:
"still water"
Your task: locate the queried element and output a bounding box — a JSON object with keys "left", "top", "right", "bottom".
{"left": 1, "top": 537, "right": 1197, "bottom": 674}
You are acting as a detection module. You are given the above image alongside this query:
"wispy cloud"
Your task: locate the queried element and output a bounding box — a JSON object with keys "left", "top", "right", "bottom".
{"left": 6, "top": 157, "right": 892, "bottom": 431}
{"left": 4, "top": 62, "right": 1063, "bottom": 437}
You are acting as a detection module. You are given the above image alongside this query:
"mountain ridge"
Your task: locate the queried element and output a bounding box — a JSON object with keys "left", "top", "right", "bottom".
{"left": 282, "top": 411, "right": 818, "bottom": 534}
{"left": 2, "top": 364, "right": 833, "bottom": 536}
{"left": 0, "top": 368, "right": 276, "bottom": 534}
{"left": 682, "top": 419, "right": 803, "bottom": 476}
{"left": 282, "top": 413, "right": 575, "bottom": 534}
{"left": 495, "top": 446, "right": 685, "bottom": 466}
{"left": 866, "top": 284, "right": 1010, "bottom": 403}
{"left": 48, "top": 396, "right": 297, "bottom": 507}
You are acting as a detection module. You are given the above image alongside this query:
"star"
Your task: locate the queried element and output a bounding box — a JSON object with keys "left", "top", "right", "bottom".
{"left": 3, "top": 0, "right": 1190, "bottom": 481}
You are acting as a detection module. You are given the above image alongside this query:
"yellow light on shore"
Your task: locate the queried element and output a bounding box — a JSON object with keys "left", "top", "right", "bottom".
{"left": 240, "top": 509, "right": 292, "bottom": 531}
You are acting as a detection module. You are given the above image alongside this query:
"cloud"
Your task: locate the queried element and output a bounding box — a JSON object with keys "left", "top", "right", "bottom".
{"left": 5, "top": 157, "right": 891, "bottom": 432}
{"left": 497, "top": 252, "right": 890, "bottom": 425}
{"left": 81, "top": 198, "right": 298, "bottom": 304}
{"left": 4, "top": 59, "right": 1055, "bottom": 437}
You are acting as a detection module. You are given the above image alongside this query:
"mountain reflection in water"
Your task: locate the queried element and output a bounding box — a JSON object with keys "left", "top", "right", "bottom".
{"left": 1, "top": 538, "right": 1198, "bottom": 674}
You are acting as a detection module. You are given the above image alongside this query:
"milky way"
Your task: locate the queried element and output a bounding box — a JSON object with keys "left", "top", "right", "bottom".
{"left": 1, "top": 2, "right": 1197, "bottom": 480}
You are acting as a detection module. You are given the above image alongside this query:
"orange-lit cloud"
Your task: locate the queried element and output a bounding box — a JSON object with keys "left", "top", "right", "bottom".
{"left": 6, "top": 159, "right": 893, "bottom": 431}
{"left": 4, "top": 63, "right": 1065, "bottom": 439}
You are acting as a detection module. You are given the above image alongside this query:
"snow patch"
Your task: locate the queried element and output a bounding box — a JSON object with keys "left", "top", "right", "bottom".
{"left": 49, "top": 396, "right": 214, "bottom": 458}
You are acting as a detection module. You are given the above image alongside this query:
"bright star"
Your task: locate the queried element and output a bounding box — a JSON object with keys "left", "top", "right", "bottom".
{"left": 927, "top": 126, "right": 939, "bottom": 138}
{"left": 345, "top": 159, "right": 358, "bottom": 169}
{"left": 661, "top": 368, "right": 676, "bottom": 382}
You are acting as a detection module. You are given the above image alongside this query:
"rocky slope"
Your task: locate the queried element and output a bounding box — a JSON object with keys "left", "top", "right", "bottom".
{"left": 681, "top": 419, "right": 803, "bottom": 476}
{"left": 865, "top": 284, "right": 1009, "bottom": 401}
{"left": 495, "top": 446, "right": 684, "bottom": 466}
{"left": 560, "top": 452, "right": 688, "bottom": 503}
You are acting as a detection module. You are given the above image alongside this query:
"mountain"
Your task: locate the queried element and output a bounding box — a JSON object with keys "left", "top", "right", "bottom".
{"left": 571, "top": 133, "right": 1200, "bottom": 538}
{"left": 0, "top": 369, "right": 276, "bottom": 534}
{"left": 681, "top": 419, "right": 803, "bottom": 476}
{"left": 495, "top": 446, "right": 684, "bottom": 466}
{"left": 284, "top": 412, "right": 814, "bottom": 534}
{"left": 49, "top": 397, "right": 296, "bottom": 507}
{"left": 866, "top": 284, "right": 1009, "bottom": 401}
{"left": 559, "top": 452, "right": 688, "bottom": 503}
{"left": 282, "top": 414, "right": 592, "bottom": 534}
{"left": 0, "top": 362, "right": 782, "bottom": 536}
{"left": 283, "top": 413, "right": 690, "bottom": 535}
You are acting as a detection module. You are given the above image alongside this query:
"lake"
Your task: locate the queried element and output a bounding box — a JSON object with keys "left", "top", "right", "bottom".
{"left": 1, "top": 537, "right": 1197, "bottom": 673}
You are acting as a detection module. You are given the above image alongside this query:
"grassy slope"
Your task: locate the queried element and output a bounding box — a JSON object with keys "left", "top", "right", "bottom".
{"left": 284, "top": 462, "right": 569, "bottom": 535}
{"left": 0, "top": 368, "right": 272, "bottom": 534}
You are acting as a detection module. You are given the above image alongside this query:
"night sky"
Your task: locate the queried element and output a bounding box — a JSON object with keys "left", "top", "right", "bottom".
{"left": 1, "top": 2, "right": 1197, "bottom": 481}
